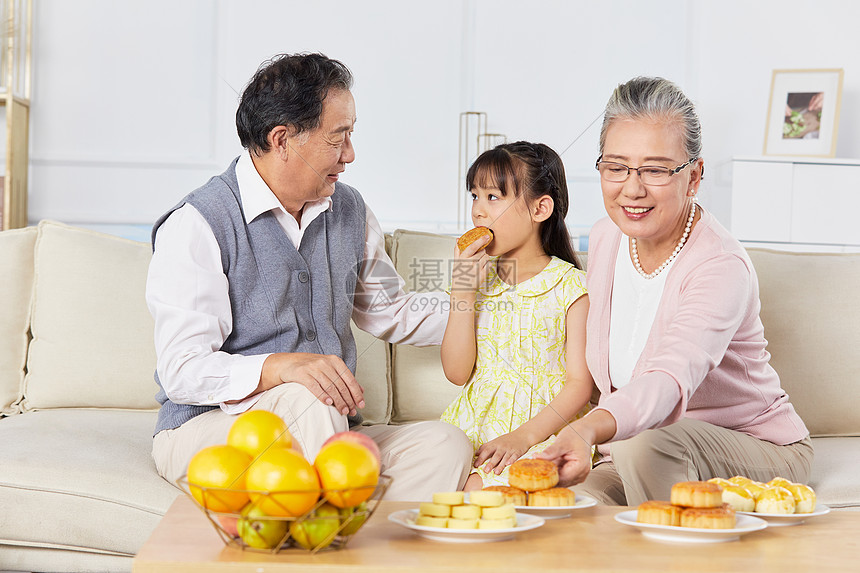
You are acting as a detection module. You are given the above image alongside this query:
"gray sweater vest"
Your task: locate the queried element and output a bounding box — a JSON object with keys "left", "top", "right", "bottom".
{"left": 151, "top": 158, "right": 366, "bottom": 435}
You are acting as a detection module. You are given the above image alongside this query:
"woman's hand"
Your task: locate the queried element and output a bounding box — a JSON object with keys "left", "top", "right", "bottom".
{"left": 538, "top": 410, "right": 617, "bottom": 486}
{"left": 537, "top": 425, "right": 594, "bottom": 486}
{"left": 473, "top": 430, "right": 532, "bottom": 475}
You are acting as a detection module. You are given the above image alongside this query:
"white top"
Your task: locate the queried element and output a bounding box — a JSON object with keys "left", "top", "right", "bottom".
{"left": 608, "top": 237, "right": 673, "bottom": 389}
{"left": 146, "top": 152, "right": 448, "bottom": 414}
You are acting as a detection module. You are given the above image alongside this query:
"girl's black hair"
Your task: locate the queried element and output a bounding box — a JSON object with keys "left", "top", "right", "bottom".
{"left": 465, "top": 141, "right": 582, "bottom": 269}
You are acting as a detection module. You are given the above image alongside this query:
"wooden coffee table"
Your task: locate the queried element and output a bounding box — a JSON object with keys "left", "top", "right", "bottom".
{"left": 134, "top": 495, "right": 858, "bottom": 572}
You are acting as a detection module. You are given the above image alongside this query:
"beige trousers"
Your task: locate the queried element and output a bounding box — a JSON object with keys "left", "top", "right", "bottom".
{"left": 152, "top": 383, "right": 473, "bottom": 501}
{"left": 576, "top": 418, "right": 814, "bottom": 506}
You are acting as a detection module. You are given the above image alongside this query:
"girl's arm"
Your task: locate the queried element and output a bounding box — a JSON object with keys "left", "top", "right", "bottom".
{"left": 473, "top": 294, "right": 594, "bottom": 473}
{"left": 440, "top": 237, "right": 492, "bottom": 386}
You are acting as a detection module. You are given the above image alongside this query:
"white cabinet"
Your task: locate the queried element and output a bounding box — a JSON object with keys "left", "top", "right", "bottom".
{"left": 731, "top": 157, "right": 860, "bottom": 249}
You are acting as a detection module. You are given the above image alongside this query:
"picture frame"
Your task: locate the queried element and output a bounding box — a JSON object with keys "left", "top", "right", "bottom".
{"left": 763, "top": 68, "right": 844, "bottom": 157}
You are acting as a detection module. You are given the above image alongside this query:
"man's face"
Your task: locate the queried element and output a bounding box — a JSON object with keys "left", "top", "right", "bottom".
{"left": 288, "top": 89, "right": 356, "bottom": 202}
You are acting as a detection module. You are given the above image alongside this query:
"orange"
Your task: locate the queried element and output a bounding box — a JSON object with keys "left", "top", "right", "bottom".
{"left": 187, "top": 444, "right": 252, "bottom": 512}
{"left": 245, "top": 447, "right": 320, "bottom": 517}
{"left": 227, "top": 410, "right": 293, "bottom": 458}
{"left": 314, "top": 441, "right": 380, "bottom": 508}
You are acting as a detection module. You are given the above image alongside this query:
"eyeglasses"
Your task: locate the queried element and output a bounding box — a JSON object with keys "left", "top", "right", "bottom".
{"left": 595, "top": 156, "right": 698, "bottom": 186}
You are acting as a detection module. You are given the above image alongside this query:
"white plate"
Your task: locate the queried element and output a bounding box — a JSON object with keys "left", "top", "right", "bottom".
{"left": 614, "top": 510, "right": 768, "bottom": 543}
{"left": 388, "top": 509, "right": 545, "bottom": 543}
{"left": 514, "top": 495, "right": 598, "bottom": 519}
{"left": 737, "top": 503, "right": 830, "bottom": 526}
{"left": 464, "top": 492, "right": 597, "bottom": 520}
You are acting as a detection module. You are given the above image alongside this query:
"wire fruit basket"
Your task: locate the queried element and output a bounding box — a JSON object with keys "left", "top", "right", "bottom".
{"left": 177, "top": 475, "right": 392, "bottom": 554}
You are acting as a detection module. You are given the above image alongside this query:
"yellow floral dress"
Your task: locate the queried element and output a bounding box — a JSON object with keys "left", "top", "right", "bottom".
{"left": 441, "top": 256, "right": 589, "bottom": 487}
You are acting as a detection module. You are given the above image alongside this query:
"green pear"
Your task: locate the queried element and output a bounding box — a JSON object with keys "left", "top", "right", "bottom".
{"left": 237, "top": 505, "right": 288, "bottom": 549}
{"left": 289, "top": 502, "right": 341, "bottom": 550}
{"left": 339, "top": 501, "right": 368, "bottom": 536}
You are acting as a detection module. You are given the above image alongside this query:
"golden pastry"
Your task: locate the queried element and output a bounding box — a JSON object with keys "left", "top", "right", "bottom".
{"left": 415, "top": 515, "right": 447, "bottom": 528}
{"left": 636, "top": 501, "right": 682, "bottom": 527}
{"left": 707, "top": 477, "right": 734, "bottom": 489}
{"left": 446, "top": 517, "right": 479, "bottom": 529}
{"left": 418, "top": 502, "right": 451, "bottom": 517}
{"left": 478, "top": 517, "right": 516, "bottom": 529}
{"left": 767, "top": 477, "right": 794, "bottom": 490}
{"left": 527, "top": 487, "right": 576, "bottom": 507}
{"left": 481, "top": 485, "right": 527, "bottom": 506}
{"left": 451, "top": 504, "right": 482, "bottom": 520}
{"left": 670, "top": 481, "right": 724, "bottom": 508}
{"left": 742, "top": 481, "right": 767, "bottom": 500}
{"left": 755, "top": 486, "right": 796, "bottom": 514}
{"left": 456, "top": 226, "right": 494, "bottom": 253}
{"left": 508, "top": 459, "right": 559, "bottom": 492}
{"left": 468, "top": 490, "right": 505, "bottom": 507}
{"left": 481, "top": 504, "right": 516, "bottom": 520}
{"left": 785, "top": 482, "right": 817, "bottom": 514}
{"left": 680, "top": 504, "right": 736, "bottom": 529}
{"left": 720, "top": 484, "right": 756, "bottom": 512}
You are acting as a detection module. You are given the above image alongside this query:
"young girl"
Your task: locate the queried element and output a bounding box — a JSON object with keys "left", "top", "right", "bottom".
{"left": 441, "top": 141, "right": 594, "bottom": 491}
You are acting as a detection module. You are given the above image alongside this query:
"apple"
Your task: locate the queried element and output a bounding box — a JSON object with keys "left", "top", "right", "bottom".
{"left": 339, "top": 501, "right": 368, "bottom": 536}
{"left": 289, "top": 502, "right": 341, "bottom": 550}
{"left": 217, "top": 514, "right": 240, "bottom": 538}
{"left": 322, "top": 431, "right": 381, "bottom": 466}
{"left": 237, "top": 505, "right": 288, "bottom": 549}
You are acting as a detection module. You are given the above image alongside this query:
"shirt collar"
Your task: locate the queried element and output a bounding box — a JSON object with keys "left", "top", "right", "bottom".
{"left": 235, "top": 152, "right": 333, "bottom": 224}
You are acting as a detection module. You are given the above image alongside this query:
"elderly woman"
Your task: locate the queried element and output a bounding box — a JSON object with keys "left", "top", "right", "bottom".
{"left": 539, "top": 77, "right": 812, "bottom": 505}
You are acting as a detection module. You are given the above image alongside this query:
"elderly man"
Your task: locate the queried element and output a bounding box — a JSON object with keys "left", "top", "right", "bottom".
{"left": 146, "top": 53, "right": 472, "bottom": 500}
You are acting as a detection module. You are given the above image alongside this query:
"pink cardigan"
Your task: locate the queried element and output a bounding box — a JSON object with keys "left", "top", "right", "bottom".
{"left": 586, "top": 210, "right": 809, "bottom": 452}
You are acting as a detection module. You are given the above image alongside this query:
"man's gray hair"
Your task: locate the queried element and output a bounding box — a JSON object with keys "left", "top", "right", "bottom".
{"left": 598, "top": 77, "right": 702, "bottom": 161}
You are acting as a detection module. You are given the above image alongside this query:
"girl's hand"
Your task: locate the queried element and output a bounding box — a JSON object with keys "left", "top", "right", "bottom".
{"left": 537, "top": 426, "right": 593, "bottom": 486}
{"left": 473, "top": 430, "right": 532, "bottom": 475}
{"left": 451, "top": 235, "right": 492, "bottom": 295}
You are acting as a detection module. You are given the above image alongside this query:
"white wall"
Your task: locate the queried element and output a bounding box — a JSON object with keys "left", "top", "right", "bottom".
{"left": 22, "top": 0, "right": 860, "bottom": 238}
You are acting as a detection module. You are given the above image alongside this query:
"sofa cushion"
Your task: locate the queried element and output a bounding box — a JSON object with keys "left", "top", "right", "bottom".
{"left": 0, "top": 227, "right": 36, "bottom": 416}
{"left": 808, "top": 436, "right": 860, "bottom": 509}
{"left": 353, "top": 321, "right": 391, "bottom": 425}
{"left": 0, "top": 409, "right": 180, "bottom": 557}
{"left": 22, "top": 220, "right": 160, "bottom": 411}
{"left": 748, "top": 248, "right": 860, "bottom": 437}
{"left": 388, "top": 229, "right": 461, "bottom": 422}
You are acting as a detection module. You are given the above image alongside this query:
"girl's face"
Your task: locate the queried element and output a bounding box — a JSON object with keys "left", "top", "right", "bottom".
{"left": 600, "top": 118, "right": 702, "bottom": 250}
{"left": 470, "top": 183, "right": 538, "bottom": 258}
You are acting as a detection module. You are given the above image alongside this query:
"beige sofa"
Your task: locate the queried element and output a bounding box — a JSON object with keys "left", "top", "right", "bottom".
{"left": 0, "top": 220, "right": 858, "bottom": 572}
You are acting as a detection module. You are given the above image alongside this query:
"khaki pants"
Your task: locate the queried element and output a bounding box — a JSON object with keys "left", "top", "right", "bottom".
{"left": 152, "top": 384, "right": 473, "bottom": 501}
{"left": 577, "top": 418, "right": 814, "bottom": 506}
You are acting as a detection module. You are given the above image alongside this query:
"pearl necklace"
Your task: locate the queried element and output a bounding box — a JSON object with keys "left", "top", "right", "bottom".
{"left": 631, "top": 201, "right": 697, "bottom": 279}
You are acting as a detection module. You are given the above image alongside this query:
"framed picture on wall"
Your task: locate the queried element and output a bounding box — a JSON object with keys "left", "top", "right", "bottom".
{"left": 764, "top": 68, "right": 844, "bottom": 157}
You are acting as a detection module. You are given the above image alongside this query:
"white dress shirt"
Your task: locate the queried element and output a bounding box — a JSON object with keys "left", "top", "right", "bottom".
{"left": 146, "top": 152, "right": 448, "bottom": 413}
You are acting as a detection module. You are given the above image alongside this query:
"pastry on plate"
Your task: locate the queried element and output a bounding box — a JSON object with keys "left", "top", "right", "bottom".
{"left": 785, "top": 482, "right": 817, "bottom": 514}
{"left": 528, "top": 487, "right": 576, "bottom": 507}
{"left": 670, "top": 481, "right": 723, "bottom": 508}
{"left": 508, "top": 459, "right": 559, "bottom": 492}
{"left": 457, "top": 226, "right": 494, "bottom": 253}
{"left": 468, "top": 490, "right": 505, "bottom": 507}
{"left": 680, "top": 504, "right": 736, "bottom": 529}
{"left": 755, "top": 486, "right": 796, "bottom": 514}
{"left": 720, "top": 483, "right": 756, "bottom": 512}
{"left": 481, "top": 485, "right": 527, "bottom": 506}
{"left": 636, "top": 501, "right": 682, "bottom": 527}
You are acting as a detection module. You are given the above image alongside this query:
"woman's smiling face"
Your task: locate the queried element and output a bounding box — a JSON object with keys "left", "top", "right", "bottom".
{"left": 600, "top": 118, "right": 701, "bottom": 250}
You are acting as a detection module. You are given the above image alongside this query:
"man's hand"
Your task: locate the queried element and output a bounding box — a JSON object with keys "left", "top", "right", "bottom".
{"left": 473, "top": 430, "right": 532, "bottom": 475}
{"left": 261, "top": 353, "right": 365, "bottom": 416}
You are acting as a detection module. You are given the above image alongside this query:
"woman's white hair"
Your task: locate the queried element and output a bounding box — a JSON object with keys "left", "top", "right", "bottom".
{"left": 598, "top": 77, "right": 703, "bottom": 161}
